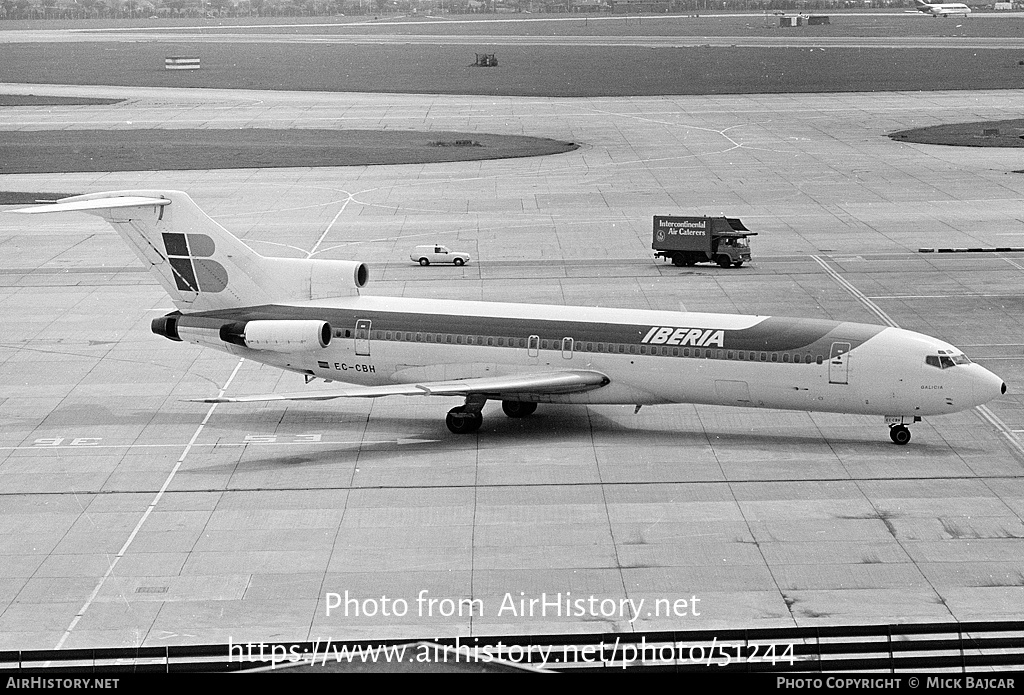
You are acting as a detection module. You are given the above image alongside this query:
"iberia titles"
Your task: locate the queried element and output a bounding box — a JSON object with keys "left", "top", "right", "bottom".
{"left": 640, "top": 327, "right": 726, "bottom": 347}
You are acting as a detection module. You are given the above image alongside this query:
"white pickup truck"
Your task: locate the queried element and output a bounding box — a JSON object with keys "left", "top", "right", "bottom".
{"left": 410, "top": 245, "right": 471, "bottom": 266}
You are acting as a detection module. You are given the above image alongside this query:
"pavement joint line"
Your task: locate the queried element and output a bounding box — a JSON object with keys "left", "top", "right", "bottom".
{"left": 51, "top": 357, "right": 245, "bottom": 651}
{"left": 7, "top": 473, "right": 1024, "bottom": 499}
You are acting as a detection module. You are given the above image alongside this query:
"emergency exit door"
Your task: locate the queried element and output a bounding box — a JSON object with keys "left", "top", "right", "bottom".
{"left": 829, "top": 342, "right": 851, "bottom": 385}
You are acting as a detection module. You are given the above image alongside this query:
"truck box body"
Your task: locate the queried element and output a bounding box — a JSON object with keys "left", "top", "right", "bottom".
{"left": 652, "top": 215, "right": 754, "bottom": 268}
{"left": 653, "top": 216, "right": 714, "bottom": 252}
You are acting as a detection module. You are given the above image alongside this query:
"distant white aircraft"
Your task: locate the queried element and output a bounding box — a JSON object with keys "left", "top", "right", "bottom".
{"left": 913, "top": 0, "right": 972, "bottom": 16}
{"left": 12, "top": 190, "right": 1006, "bottom": 445}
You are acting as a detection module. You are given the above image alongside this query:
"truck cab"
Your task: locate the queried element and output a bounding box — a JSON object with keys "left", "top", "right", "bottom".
{"left": 713, "top": 233, "right": 752, "bottom": 267}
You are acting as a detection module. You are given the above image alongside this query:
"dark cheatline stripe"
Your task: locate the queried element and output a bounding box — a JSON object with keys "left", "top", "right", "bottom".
{"left": 180, "top": 305, "right": 887, "bottom": 354}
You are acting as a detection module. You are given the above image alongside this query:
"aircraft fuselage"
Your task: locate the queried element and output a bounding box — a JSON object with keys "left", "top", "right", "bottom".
{"left": 171, "top": 294, "right": 1004, "bottom": 421}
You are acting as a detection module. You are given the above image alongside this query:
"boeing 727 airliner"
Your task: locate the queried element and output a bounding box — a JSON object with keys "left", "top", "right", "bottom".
{"left": 13, "top": 190, "right": 1006, "bottom": 444}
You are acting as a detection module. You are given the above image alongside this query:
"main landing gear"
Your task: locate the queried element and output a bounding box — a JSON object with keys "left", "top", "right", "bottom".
{"left": 445, "top": 407, "right": 483, "bottom": 434}
{"left": 501, "top": 400, "right": 537, "bottom": 418}
{"left": 445, "top": 398, "right": 539, "bottom": 433}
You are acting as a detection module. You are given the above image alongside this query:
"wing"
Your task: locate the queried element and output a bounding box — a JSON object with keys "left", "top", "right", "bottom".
{"left": 13, "top": 196, "right": 170, "bottom": 214}
{"left": 189, "top": 370, "right": 610, "bottom": 403}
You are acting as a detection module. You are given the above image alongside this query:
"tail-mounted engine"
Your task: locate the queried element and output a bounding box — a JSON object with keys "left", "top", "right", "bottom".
{"left": 268, "top": 258, "right": 369, "bottom": 300}
{"left": 152, "top": 312, "right": 331, "bottom": 353}
{"left": 220, "top": 320, "right": 331, "bottom": 352}
{"left": 151, "top": 313, "right": 182, "bottom": 342}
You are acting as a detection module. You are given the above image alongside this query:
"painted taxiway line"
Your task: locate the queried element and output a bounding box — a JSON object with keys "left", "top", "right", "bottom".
{"left": 52, "top": 358, "right": 245, "bottom": 651}
{"left": 0, "top": 438, "right": 440, "bottom": 452}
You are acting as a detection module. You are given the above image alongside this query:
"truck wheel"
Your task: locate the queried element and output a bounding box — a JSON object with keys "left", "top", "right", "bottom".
{"left": 672, "top": 257, "right": 686, "bottom": 267}
{"left": 454, "top": 257, "right": 465, "bottom": 266}
{"left": 716, "top": 257, "right": 731, "bottom": 268}
{"left": 419, "top": 258, "right": 430, "bottom": 266}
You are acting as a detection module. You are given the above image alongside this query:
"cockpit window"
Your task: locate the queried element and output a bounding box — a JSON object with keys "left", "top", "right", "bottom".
{"left": 926, "top": 353, "right": 971, "bottom": 369}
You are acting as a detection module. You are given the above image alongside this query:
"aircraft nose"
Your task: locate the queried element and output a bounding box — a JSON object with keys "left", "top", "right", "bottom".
{"left": 973, "top": 366, "right": 1006, "bottom": 406}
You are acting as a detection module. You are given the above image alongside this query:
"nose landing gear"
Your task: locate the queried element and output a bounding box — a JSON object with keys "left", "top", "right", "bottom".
{"left": 885, "top": 415, "right": 920, "bottom": 445}
{"left": 889, "top": 424, "right": 911, "bottom": 445}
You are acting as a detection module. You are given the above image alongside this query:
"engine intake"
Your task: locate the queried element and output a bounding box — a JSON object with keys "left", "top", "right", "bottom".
{"left": 220, "top": 320, "right": 332, "bottom": 352}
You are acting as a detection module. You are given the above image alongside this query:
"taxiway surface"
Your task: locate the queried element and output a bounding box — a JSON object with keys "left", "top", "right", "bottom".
{"left": 1, "top": 82, "right": 1023, "bottom": 649}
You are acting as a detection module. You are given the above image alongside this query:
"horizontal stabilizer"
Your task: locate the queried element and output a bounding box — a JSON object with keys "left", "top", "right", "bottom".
{"left": 12, "top": 196, "right": 170, "bottom": 214}
{"left": 189, "top": 370, "right": 611, "bottom": 404}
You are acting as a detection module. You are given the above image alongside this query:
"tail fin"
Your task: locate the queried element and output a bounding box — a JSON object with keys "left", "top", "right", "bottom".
{"left": 12, "top": 190, "right": 368, "bottom": 312}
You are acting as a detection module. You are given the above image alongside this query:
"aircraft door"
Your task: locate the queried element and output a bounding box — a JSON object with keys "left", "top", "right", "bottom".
{"left": 527, "top": 335, "right": 540, "bottom": 358}
{"left": 829, "top": 342, "right": 851, "bottom": 385}
{"left": 355, "top": 319, "right": 371, "bottom": 356}
{"left": 562, "top": 337, "right": 574, "bottom": 360}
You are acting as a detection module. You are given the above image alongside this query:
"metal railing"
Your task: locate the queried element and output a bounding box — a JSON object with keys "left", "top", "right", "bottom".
{"left": 1, "top": 620, "right": 1020, "bottom": 673}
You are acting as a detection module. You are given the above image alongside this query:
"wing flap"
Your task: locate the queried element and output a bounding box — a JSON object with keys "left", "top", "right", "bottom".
{"left": 189, "top": 370, "right": 610, "bottom": 404}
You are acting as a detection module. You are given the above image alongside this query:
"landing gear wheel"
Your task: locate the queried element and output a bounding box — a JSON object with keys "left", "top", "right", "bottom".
{"left": 889, "top": 425, "right": 911, "bottom": 445}
{"left": 502, "top": 400, "right": 538, "bottom": 418}
{"left": 446, "top": 408, "right": 482, "bottom": 434}
{"left": 419, "top": 258, "right": 430, "bottom": 266}
{"left": 454, "top": 257, "right": 465, "bottom": 266}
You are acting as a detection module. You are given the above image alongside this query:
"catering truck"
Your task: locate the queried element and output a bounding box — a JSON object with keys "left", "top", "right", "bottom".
{"left": 652, "top": 215, "right": 756, "bottom": 268}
